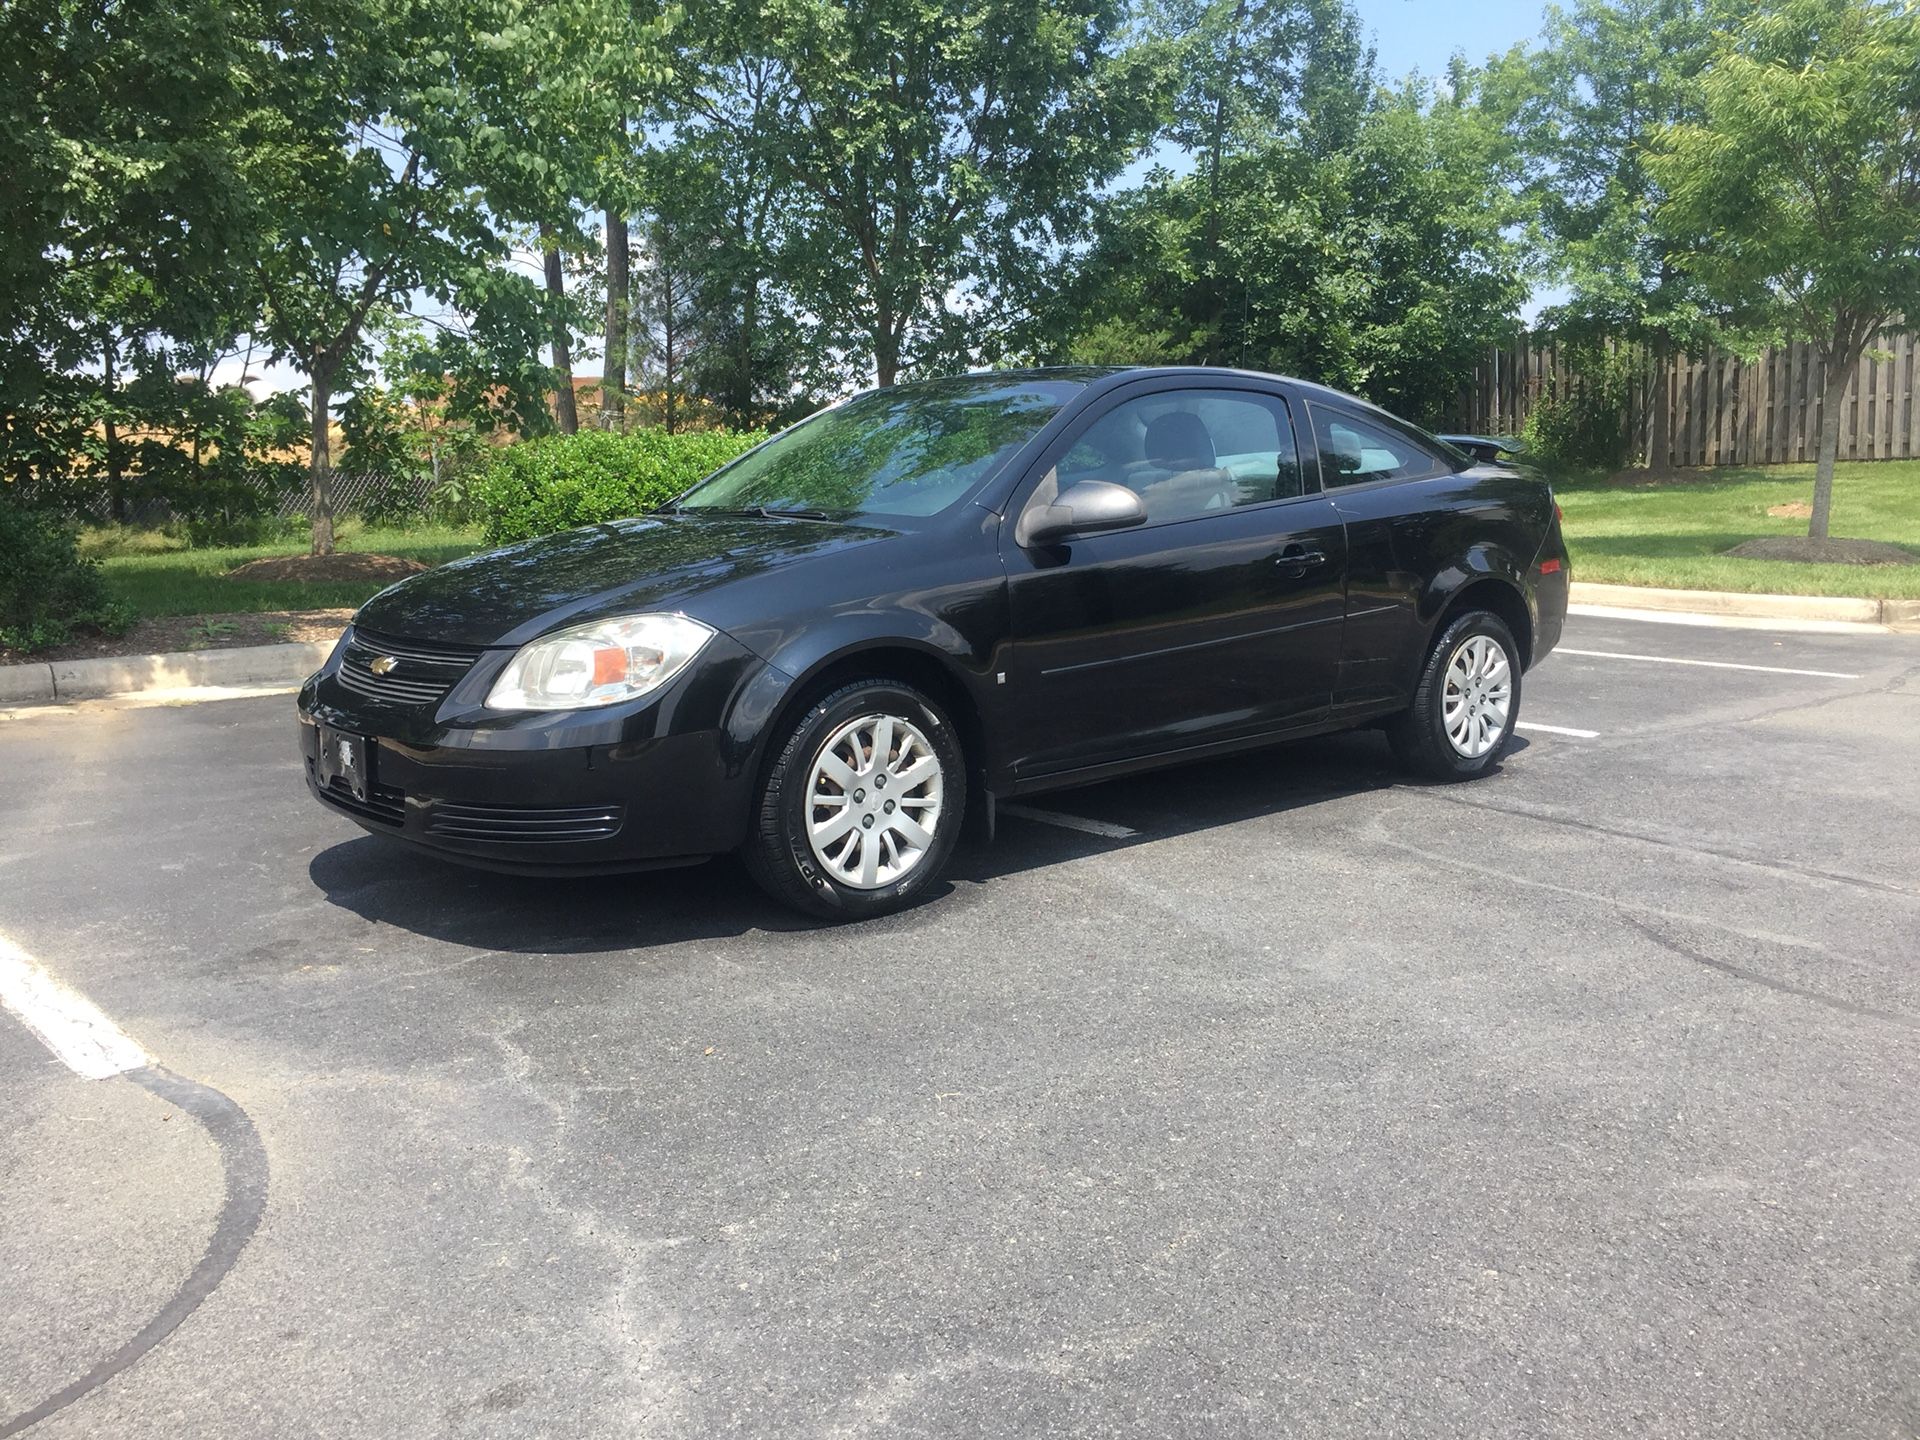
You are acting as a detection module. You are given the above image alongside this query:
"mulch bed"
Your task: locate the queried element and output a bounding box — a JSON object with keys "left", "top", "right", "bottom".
{"left": 1, "top": 609, "right": 356, "bottom": 667}
{"left": 1722, "top": 537, "right": 1917, "bottom": 566}
{"left": 226, "top": 552, "right": 429, "bottom": 583}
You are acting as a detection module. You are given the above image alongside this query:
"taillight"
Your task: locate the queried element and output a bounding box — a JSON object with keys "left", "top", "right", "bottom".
{"left": 1538, "top": 557, "right": 1563, "bottom": 575}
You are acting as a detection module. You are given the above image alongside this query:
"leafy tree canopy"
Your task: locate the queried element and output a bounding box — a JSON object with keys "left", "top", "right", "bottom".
{"left": 1651, "top": 0, "right": 1920, "bottom": 536}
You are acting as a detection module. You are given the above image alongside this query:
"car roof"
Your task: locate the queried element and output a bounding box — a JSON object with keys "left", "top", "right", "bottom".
{"left": 912, "top": 365, "right": 1401, "bottom": 419}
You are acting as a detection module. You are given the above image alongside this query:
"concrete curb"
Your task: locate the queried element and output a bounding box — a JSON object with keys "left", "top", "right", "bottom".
{"left": 1570, "top": 581, "right": 1920, "bottom": 630}
{"left": 0, "top": 662, "right": 57, "bottom": 705}
{"left": 1, "top": 639, "right": 336, "bottom": 706}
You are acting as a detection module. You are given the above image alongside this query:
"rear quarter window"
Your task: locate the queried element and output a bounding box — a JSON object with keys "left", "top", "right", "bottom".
{"left": 1311, "top": 406, "right": 1450, "bottom": 488}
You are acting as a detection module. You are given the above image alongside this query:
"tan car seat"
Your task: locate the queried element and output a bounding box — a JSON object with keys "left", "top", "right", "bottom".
{"left": 1127, "top": 412, "right": 1238, "bottom": 522}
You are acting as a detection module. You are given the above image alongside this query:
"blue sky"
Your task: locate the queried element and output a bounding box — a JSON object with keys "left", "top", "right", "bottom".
{"left": 1350, "top": 0, "right": 1549, "bottom": 80}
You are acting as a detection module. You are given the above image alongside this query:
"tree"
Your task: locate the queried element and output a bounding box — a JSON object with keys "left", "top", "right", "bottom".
{"left": 540, "top": 231, "right": 581, "bottom": 433}
{"left": 1490, "top": 0, "right": 1714, "bottom": 470}
{"left": 1651, "top": 0, "right": 1920, "bottom": 538}
{"left": 691, "top": 0, "right": 1159, "bottom": 387}
{"left": 242, "top": 0, "right": 577, "bottom": 554}
{"left": 0, "top": 0, "right": 258, "bottom": 503}
{"left": 650, "top": 56, "right": 820, "bottom": 426}
{"left": 630, "top": 208, "right": 699, "bottom": 432}
{"left": 468, "top": 0, "right": 637, "bottom": 439}
{"left": 1046, "top": 21, "right": 1526, "bottom": 424}
{"left": 601, "top": 205, "right": 633, "bottom": 428}
{"left": 1148, "top": 0, "right": 1368, "bottom": 360}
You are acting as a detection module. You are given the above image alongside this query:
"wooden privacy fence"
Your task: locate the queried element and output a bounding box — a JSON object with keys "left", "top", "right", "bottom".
{"left": 1452, "top": 325, "right": 1920, "bottom": 468}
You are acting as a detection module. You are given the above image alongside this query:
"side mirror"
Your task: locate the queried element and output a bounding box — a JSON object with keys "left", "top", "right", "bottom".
{"left": 1017, "top": 480, "right": 1148, "bottom": 547}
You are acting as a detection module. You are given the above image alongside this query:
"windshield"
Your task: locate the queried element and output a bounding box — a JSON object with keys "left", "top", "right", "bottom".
{"left": 675, "top": 376, "right": 1083, "bottom": 518}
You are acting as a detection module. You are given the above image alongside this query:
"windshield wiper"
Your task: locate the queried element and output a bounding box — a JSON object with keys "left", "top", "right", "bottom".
{"left": 684, "top": 504, "right": 839, "bottom": 522}
{"left": 753, "top": 505, "right": 837, "bottom": 521}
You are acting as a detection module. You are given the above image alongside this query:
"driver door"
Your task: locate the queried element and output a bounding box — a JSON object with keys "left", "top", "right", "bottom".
{"left": 998, "top": 383, "right": 1348, "bottom": 778}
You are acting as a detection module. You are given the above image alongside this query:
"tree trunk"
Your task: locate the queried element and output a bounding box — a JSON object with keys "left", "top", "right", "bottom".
{"left": 101, "top": 330, "right": 125, "bottom": 523}
{"left": 662, "top": 243, "right": 678, "bottom": 435}
{"left": 1809, "top": 353, "right": 1852, "bottom": 542}
{"left": 738, "top": 280, "right": 758, "bottom": 428}
{"left": 1201, "top": 0, "right": 1247, "bottom": 367}
{"left": 602, "top": 208, "right": 630, "bottom": 431}
{"left": 540, "top": 222, "right": 578, "bottom": 435}
{"left": 874, "top": 313, "right": 900, "bottom": 389}
{"left": 309, "top": 360, "right": 336, "bottom": 556}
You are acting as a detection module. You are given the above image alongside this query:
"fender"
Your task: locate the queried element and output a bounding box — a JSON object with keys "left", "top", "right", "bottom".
{"left": 720, "top": 616, "right": 1007, "bottom": 784}
{"left": 1414, "top": 545, "right": 1538, "bottom": 666}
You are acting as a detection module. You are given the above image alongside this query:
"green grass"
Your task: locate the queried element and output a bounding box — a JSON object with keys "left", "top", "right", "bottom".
{"left": 1557, "top": 458, "right": 1920, "bottom": 598}
{"left": 97, "top": 522, "right": 487, "bottom": 617}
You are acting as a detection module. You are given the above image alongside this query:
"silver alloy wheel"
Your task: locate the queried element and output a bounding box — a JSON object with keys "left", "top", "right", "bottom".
{"left": 1442, "top": 633, "right": 1513, "bottom": 759}
{"left": 805, "top": 713, "right": 946, "bottom": 890}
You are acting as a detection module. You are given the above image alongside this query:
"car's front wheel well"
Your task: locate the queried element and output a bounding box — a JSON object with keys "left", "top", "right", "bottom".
{"left": 1435, "top": 577, "right": 1532, "bottom": 669}
{"left": 758, "top": 646, "right": 986, "bottom": 795}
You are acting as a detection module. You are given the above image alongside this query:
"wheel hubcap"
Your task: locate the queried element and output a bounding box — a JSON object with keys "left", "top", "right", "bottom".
{"left": 805, "top": 714, "right": 946, "bottom": 889}
{"left": 1442, "top": 634, "right": 1513, "bottom": 759}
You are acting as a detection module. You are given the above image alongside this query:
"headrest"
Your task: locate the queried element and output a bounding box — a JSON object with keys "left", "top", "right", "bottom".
{"left": 1143, "top": 412, "right": 1215, "bottom": 467}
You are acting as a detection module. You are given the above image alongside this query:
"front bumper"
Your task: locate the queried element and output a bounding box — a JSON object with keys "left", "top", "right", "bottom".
{"left": 296, "top": 628, "right": 775, "bottom": 874}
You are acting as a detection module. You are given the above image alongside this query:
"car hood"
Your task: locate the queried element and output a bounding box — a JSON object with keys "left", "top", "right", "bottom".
{"left": 352, "top": 513, "right": 895, "bottom": 650}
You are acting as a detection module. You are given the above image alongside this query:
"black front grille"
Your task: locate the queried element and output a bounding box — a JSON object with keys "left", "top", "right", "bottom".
{"left": 322, "top": 775, "right": 407, "bottom": 827}
{"left": 337, "top": 627, "right": 485, "bottom": 708}
{"left": 426, "top": 801, "right": 625, "bottom": 845}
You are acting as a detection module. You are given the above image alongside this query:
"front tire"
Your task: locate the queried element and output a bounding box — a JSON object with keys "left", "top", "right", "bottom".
{"left": 1386, "top": 611, "right": 1521, "bottom": 781}
{"left": 744, "top": 679, "right": 968, "bottom": 920}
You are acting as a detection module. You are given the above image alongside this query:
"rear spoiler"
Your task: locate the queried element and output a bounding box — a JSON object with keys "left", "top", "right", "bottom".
{"left": 1436, "top": 434, "right": 1527, "bottom": 464}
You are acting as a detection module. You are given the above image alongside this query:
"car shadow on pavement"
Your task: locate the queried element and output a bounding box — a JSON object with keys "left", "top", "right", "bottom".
{"left": 307, "top": 839, "right": 815, "bottom": 955}
{"left": 952, "top": 727, "right": 1483, "bottom": 882}
{"left": 306, "top": 728, "right": 1522, "bottom": 954}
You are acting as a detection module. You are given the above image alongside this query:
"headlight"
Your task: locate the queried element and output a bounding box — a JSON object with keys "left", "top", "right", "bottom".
{"left": 485, "top": 614, "right": 714, "bottom": 711}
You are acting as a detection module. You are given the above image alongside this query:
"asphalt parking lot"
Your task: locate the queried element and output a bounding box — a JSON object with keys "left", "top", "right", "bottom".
{"left": 3, "top": 609, "right": 1918, "bottom": 1439}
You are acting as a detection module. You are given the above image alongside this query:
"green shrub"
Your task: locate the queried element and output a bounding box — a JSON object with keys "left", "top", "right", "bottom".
{"left": 1520, "top": 345, "right": 1636, "bottom": 472}
{"left": 471, "top": 427, "right": 767, "bottom": 545}
{"left": 127, "top": 383, "right": 307, "bottom": 544}
{"left": 0, "top": 504, "right": 135, "bottom": 652}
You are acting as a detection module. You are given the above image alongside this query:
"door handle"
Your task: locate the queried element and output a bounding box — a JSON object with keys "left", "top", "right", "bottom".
{"left": 1274, "top": 544, "right": 1328, "bottom": 568}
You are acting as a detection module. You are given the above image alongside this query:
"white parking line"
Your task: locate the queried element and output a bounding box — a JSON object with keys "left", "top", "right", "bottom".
{"left": 1556, "top": 648, "right": 1862, "bottom": 681}
{"left": 1515, "top": 721, "right": 1601, "bottom": 739}
{"left": 999, "top": 804, "right": 1138, "bottom": 839}
{"left": 0, "top": 934, "right": 149, "bottom": 1079}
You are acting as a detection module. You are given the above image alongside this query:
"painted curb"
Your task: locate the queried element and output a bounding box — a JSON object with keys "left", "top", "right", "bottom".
{"left": 1569, "top": 581, "right": 1918, "bottom": 629}
{"left": 2, "top": 639, "right": 336, "bottom": 706}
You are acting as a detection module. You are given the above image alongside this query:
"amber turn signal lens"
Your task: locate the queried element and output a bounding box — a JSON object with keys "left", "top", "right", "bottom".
{"left": 592, "top": 647, "right": 628, "bottom": 686}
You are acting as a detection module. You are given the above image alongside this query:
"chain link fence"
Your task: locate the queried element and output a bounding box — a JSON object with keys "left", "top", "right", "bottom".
{"left": 4, "top": 470, "right": 442, "bottom": 525}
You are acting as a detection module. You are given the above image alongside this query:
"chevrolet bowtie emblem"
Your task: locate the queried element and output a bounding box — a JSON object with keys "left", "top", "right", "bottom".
{"left": 369, "top": 655, "right": 400, "bottom": 676}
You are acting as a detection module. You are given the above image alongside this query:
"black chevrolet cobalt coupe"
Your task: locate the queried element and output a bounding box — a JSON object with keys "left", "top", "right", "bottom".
{"left": 300, "top": 367, "right": 1568, "bottom": 918}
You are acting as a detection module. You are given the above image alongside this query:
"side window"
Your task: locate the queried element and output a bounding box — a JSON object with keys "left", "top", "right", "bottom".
{"left": 1052, "top": 389, "right": 1303, "bottom": 526}
{"left": 1312, "top": 407, "right": 1444, "bottom": 487}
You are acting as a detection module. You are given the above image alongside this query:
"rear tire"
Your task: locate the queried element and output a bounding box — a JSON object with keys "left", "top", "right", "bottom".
{"left": 743, "top": 679, "right": 967, "bottom": 920}
{"left": 1386, "top": 610, "right": 1521, "bottom": 781}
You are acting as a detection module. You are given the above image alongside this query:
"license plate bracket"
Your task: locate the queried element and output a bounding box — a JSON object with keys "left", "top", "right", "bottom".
{"left": 318, "top": 726, "right": 376, "bottom": 803}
